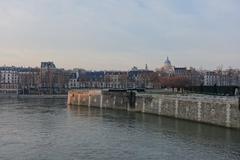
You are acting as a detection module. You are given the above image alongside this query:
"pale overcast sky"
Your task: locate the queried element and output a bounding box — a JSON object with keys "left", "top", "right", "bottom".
{"left": 0, "top": 0, "right": 239, "bottom": 70}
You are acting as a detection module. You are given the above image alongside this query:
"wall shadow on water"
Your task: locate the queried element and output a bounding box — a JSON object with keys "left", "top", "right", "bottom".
{"left": 67, "top": 106, "right": 240, "bottom": 160}
{"left": 67, "top": 105, "right": 240, "bottom": 144}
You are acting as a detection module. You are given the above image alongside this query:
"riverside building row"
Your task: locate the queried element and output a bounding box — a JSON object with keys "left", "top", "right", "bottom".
{"left": 0, "top": 62, "right": 70, "bottom": 94}
{"left": 1, "top": 58, "right": 240, "bottom": 94}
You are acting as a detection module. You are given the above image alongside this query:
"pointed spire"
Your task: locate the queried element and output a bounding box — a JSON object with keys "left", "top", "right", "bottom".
{"left": 145, "top": 64, "right": 148, "bottom": 70}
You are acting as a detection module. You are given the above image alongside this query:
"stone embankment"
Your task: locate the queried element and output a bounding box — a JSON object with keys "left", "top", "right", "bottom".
{"left": 0, "top": 94, "right": 67, "bottom": 99}
{"left": 68, "top": 90, "right": 240, "bottom": 129}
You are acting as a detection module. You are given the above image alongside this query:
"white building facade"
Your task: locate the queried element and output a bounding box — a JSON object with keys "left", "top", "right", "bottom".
{"left": 0, "top": 67, "right": 19, "bottom": 94}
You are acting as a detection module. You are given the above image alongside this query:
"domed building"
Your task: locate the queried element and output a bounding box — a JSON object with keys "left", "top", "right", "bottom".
{"left": 164, "top": 57, "right": 171, "bottom": 66}
{"left": 158, "top": 57, "right": 174, "bottom": 76}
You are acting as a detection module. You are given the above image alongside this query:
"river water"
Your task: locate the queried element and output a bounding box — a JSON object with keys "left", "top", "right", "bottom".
{"left": 0, "top": 98, "right": 239, "bottom": 160}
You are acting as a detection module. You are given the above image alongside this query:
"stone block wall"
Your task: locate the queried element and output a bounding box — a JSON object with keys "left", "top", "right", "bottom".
{"left": 160, "top": 98, "right": 176, "bottom": 117}
{"left": 68, "top": 90, "right": 240, "bottom": 129}
{"left": 200, "top": 102, "right": 226, "bottom": 127}
{"left": 177, "top": 100, "right": 198, "bottom": 121}
{"left": 230, "top": 104, "right": 240, "bottom": 128}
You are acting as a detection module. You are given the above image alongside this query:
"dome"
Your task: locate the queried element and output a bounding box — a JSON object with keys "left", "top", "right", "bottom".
{"left": 159, "top": 56, "right": 174, "bottom": 75}
{"left": 164, "top": 57, "right": 171, "bottom": 66}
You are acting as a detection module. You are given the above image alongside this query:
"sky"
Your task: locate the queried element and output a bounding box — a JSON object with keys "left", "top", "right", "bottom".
{"left": 0, "top": 0, "right": 239, "bottom": 70}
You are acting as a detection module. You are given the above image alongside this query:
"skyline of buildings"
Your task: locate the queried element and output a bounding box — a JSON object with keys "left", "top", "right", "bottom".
{"left": 1, "top": 56, "right": 239, "bottom": 71}
{"left": 0, "top": 57, "right": 240, "bottom": 95}
{"left": 0, "top": 57, "right": 239, "bottom": 72}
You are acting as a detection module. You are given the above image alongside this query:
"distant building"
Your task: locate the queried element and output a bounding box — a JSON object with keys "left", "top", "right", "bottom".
{"left": 68, "top": 72, "right": 79, "bottom": 89}
{"left": 128, "top": 66, "right": 154, "bottom": 89}
{"left": 145, "top": 64, "right": 148, "bottom": 70}
{"left": 69, "top": 70, "right": 105, "bottom": 89}
{"left": 204, "top": 70, "right": 240, "bottom": 87}
{"left": 104, "top": 71, "right": 128, "bottom": 89}
{"left": 174, "top": 67, "right": 187, "bottom": 76}
{"left": 204, "top": 71, "right": 220, "bottom": 86}
{"left": 39, "top": 62, "right": 69, "bottom": 94}
{"left": 187, "top": 68, "right": 203, "bottom": 86}
{"left": 157, "top": 57, "right": 174, "bottom": 76}
{"left": 18, "top": 67, "right": 40, "bottom": 94}
{"left": 174, "top": 67, "right": 203, "bottom": 86}
{"left": 41, "top": 62, "right": 56, "bottom": 69}
{"left": 0, "top": 66, "right": 19, "bottom": 94}
{"left": 69, "top": 66, "right": 156, "bottom": 89}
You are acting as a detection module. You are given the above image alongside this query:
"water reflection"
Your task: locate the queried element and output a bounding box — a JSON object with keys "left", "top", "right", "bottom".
{"left": 67, "top": 105, "right": 240, "bottom": 159}
{"left": 68, "top": 105, "right": 240, "bottom": 143}
{"left": 0, "top": 98, "right": 239, "bottom": 160}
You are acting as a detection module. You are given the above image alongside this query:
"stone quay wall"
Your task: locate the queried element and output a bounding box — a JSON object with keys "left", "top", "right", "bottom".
{"left": 68, "top": 90, "right": 240, "bottom": 129}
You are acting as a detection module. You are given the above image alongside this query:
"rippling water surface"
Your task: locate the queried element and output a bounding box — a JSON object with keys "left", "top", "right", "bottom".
{"left": 0, "top": 98, "right": 239, "bottom": 160}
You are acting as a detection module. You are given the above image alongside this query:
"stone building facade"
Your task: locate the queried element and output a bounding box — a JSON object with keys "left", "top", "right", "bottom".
{"left": 0, "top": 67, "right": 19, "bottom": 94}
